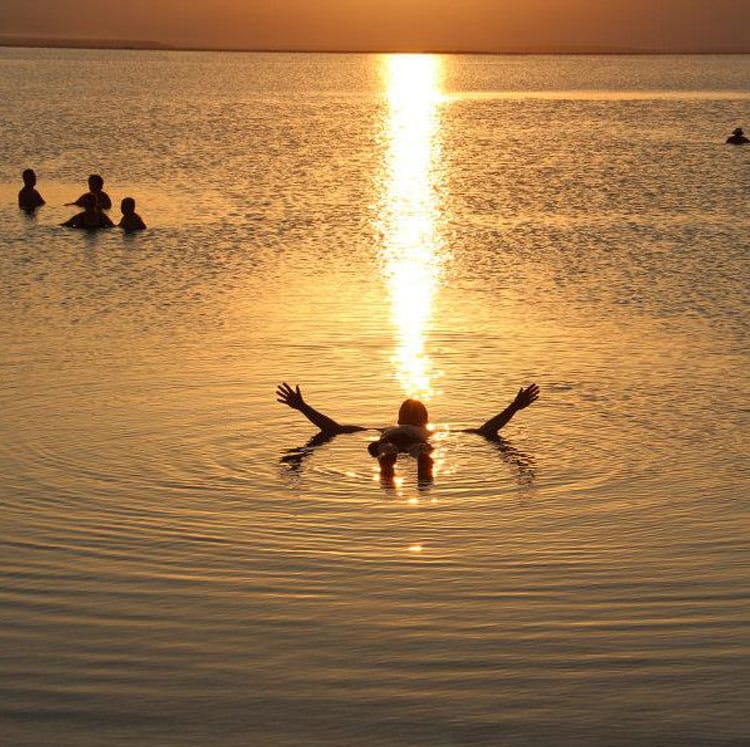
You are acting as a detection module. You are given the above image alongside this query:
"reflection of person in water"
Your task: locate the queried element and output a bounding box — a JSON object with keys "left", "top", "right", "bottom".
{"left": 726, "top": 127, "right": 749, "bottom": 145}
{"left": 61, "top": 192, "right": 114, "bottom": 230}
{"left": 276, "top": 381, "right": 540, "bottom": 482}
{"left": 67, "top": 174, "right": 112, "bottom": 210}
{"left": 18, "top": 168, "right": 45, "bottom": 212}
{"left": 118, "top": 197, "right": 146, "bottom": 233}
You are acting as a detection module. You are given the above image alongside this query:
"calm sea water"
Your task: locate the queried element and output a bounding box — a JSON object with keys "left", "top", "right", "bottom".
{"left": 1, "top": 48, "right": 749, "bottom": 746}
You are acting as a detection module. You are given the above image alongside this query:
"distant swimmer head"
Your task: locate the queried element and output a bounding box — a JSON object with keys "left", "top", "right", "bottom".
{"left": 88, "top": 174, "right": 104, "bottom": 192}
{"left": 397, "top": 399, "right": 429, "bottom": 427}
{"left": 121, "top": 197, "right": 136, "bottom": 215}
{"left": 22, "top": 168, "right": 37, "bottom": 186}
{"left": 733, "top": 127, "right": 745, "bottom": 136}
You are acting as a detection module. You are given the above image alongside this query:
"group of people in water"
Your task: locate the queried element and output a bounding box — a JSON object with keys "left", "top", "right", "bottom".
{"left": 18, "top": 170, "right": 146, "bottom": 233}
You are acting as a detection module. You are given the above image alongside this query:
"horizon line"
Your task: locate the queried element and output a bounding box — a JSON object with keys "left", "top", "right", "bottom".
{"left": 1, "top": 36, "right": 749, "bottom": 56}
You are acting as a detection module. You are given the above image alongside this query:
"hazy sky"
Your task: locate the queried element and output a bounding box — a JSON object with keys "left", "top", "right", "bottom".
{"left": 2, "top": 0, "right": 749, "bottom": 51}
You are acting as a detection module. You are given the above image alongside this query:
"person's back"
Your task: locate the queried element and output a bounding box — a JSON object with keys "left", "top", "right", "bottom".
{"left": 18, "top": 168, "right": 45, "bottom": 212}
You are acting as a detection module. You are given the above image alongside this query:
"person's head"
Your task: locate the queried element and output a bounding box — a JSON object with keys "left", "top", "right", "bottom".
{"left": 22, "top": 168, "right": 37, "bottom": 187}
{"left": 81, "top": 192, "right": 98, "bottom": 212}
{"left": 397, "top": 399, "right": 429, "bottom": 427}
{"left": 88, "top": 174, "right": 104, "bottom": 192}
{"left": 121, "top": 197, "right": 136, "bottom": 215}
{"left": 733, "top": 127, "right": 744, "bottom": 136}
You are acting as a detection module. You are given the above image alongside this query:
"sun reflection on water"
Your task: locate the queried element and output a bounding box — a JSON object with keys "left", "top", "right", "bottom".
{"left": 379, "top": 55, "right": 447, "bottom": 402}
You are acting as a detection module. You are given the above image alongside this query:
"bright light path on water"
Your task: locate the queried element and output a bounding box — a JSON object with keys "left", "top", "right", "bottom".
{"left": 379, "top": 55, "right": 447, "bottom": 402}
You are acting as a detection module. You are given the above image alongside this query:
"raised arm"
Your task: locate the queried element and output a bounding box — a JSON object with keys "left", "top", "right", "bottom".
{"left": 276, "top": 382, "right": 366, "bottom": 435}
{"left": 470, "top": 383, "right": 540, "bottom": 439}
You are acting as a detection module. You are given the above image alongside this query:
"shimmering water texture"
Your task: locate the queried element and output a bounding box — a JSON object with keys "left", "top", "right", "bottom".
{"left": 1, "top": 50, "right": 749, "bottom": 746}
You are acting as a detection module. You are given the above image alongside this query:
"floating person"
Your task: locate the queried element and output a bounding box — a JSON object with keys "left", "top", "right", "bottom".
{"left": 726, "top": 127, "right": 749, "bottom": 145}
{"left": 67, "top": 174, "right": 112, "bottom": 210}
{"left": 118, "top": 197, "right": 146, "bottom": 233}
{"left": 18, "top": 168, "right": 46, "bottom": 212}
{"left": 61, "top": 192, "right": 114, "bottom": 230}
{"left": 276, "top": 381, "right": 540, "bottom": 482}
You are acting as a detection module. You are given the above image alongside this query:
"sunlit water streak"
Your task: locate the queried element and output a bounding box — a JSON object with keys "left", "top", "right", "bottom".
{"left": 378, "top": 55, "right": 448, "bottom": 402}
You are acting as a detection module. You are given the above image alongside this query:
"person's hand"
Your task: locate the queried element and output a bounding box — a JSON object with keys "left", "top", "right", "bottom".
{"left": 513, "top": 383, "right": 539, "bottom": 410}
{"left": 276, "top": 382, "right": 305, "bottom": 410}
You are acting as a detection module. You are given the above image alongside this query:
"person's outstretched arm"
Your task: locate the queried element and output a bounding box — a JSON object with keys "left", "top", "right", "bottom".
{"left": 276, "top": 382, "right": 366, "bottom": 435}
{"left": 469, "top": 383, "right": 540, "bottom": 439}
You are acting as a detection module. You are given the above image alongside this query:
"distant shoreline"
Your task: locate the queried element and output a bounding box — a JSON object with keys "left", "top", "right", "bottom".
{"left": 1, "top": 37, "right": 749, "bottom": 56}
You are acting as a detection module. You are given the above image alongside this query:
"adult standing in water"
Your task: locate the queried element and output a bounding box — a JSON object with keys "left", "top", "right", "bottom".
{"left": 61, "top": 192, "right": 114, "bottom": 230}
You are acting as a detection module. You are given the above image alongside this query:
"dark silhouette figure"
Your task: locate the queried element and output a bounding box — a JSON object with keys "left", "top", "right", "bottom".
{"left": 18, "top": 168, "right": 45, "bottom": 212}
{"left": 118, "top": 197, "right": 146, "bottom": 233}
{"left": 67, "top": 174, "right": 112, "bottom": 210}
{"left": 61, "top": 192, "right": 114, "bottom": 230}
{"left": 276, "top": 381, "right": 540, "bottom": 483}
{"left": 726, "top": 127, "right": 749, "bottom": 145}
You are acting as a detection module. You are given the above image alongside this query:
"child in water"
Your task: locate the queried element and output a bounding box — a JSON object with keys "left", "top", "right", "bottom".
{"left": 118, "top": 197, "right": 146, "bottom": 233}
{"left": 18, "top": 169, "right": 45, "bottom": 212}
{"left": 68, "top": 174, "right": 112, "bottom": 211}
{"left": 276, "top": 381, "right": 540, "bottom": 482}
{"left": 61, "top": 192, "right": 114, "bottom": 230}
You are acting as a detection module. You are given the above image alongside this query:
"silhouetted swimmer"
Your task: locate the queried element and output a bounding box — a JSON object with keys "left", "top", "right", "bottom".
{"left": 118, "top": 197, "right": 146, "bottom": 233}
{"left": 276, "top": 381, "right": 540, "bottom": 483}
{"left": 18, "top": 168, "right": 45, "bottom": 212}
{"left": 61, "top": 192, "right": 114, "bottom": 230}
{"left": 726, "top": 127, "right": 749, "bottom": 145}
{"left": 67, "top": 174, "right": 112, "bottom": 210}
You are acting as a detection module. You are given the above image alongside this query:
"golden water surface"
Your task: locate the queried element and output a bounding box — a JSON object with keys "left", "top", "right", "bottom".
{"left": 0, "top": 50, "right": 749, "bottom": 746}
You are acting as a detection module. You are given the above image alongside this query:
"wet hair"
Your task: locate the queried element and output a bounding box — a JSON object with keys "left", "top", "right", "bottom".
{"left": 88, "top": 174, "right": 104, "bottom": 191}
{"left": 22, "top": 168, "right": 36, "bottom": 185}
{"left": 121, "top": 197, "right": 136, "bottom": 213}
{"left": 397, "top": 399, "right": 429, "bottom": 427}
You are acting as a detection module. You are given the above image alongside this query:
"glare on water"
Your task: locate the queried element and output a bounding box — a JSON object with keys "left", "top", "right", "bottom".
{"left": 378, "top": 54, "right": 448, "bottom": 402}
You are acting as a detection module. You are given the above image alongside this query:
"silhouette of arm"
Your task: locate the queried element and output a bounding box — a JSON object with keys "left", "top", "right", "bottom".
{"left": 66, "top": 194, "right": 87, "bottom": 207}
{"left": 276, "top": 382, "right": 366, "bottom": 435}
{"left": 467, "top": 383, "right": 540, "bottom": 439}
